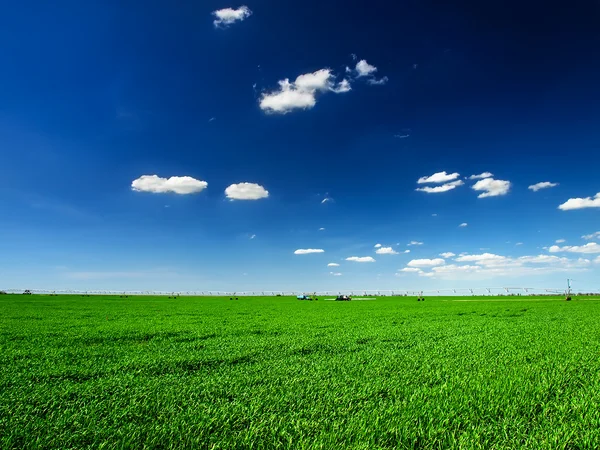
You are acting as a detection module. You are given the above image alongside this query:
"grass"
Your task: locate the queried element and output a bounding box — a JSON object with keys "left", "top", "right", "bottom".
{"left": 1, "top": 294, "right": 600, "bottom": 449}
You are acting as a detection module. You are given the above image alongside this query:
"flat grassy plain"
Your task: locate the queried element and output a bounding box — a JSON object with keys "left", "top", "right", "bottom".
{"left": 1, "top": 294, "right": 600, "bottom": 449}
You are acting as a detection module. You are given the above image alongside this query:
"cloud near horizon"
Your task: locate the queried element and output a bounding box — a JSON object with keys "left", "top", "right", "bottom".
{"left": 346, "top": 256, "right": 376, "bottom": 262}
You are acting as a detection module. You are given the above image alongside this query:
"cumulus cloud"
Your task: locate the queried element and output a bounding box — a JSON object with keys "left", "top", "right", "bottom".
{"left": 582, "top": 232, "right": 600, "bottom": 240}
{"left": 131, "top": 175, "right": 208, "bottom": 194}
{"left": 398, "top": 267, "right": 422, "bottom": 273}
{"left": 416, "top": 180, "right": 464, "bottom": 194}
{"left": 469, "top": 172, "right": 494, "bottom": 180}
{"left": 471, "top": 178, "right": 511, "bottom": 198}
{"left": 374, "top": 243, "right": 382, "bottom": 248}
{"left": 417, "top": 171, "right": 460, "bottom": 184}
{"left": 346, "top": 256, "right": 376, "bottom": 263}
{"left": 225, "top": 183, "right": 269, "bottom": 200}
{"left": 212, "top": 6, "right": 252, "bottom": 27}
{"left": 416, "top": 252, "right": 591, "bottom": 279}
{"left": 548, "top": 243, "right": 600, "bottom": 254}
{"left": 403, "top": 249, "right": 411, "bottom": 254}
{"left": 355, "top": 60, "right": 378, "bottom": 77}
{"left": 459, "top": 223, "right": 468, "bottom": 228}
{"left": 408, "top": 241, "right": 423, "bottom": 246}
{"left": 375, "top": 247, "right": 398, "bottom": 255}
{"left": 367, "top": 76, "right": 388, "bottom": 86}
{"left": 259, "top": 69, "right": 350, "bottom": 114}
{"left": 294, "top": 249, "right": 325, "bottom": 254}
{"left": 440, "top": 252, "right": 456, "bottom": 258}
{"left": 529, "top": 181, "right": 559, "bottom": 192}
{"left": 559, "top": 193, "right": 600, "bottom": 210}
{"left": 407, "top": 258, "right": 445, "bottom": 267}
{"left": 327, "top": 263, "right": 340, "bottom": 267}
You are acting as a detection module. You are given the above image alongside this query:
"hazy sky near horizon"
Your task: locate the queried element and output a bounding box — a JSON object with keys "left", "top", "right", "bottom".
{"left": 1, "top": 0, "right": 600, "bottom": 292}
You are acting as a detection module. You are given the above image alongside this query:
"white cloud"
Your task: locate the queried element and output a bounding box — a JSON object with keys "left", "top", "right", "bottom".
{"left": 260, "top": 69, "right": 350, "bottom": 114}
{"left": 346, "top": 256, "right": 376, "bottom": 263}
{"left": 327, "top": 263, "right": 340, "bottom": 267}
{"left": 376, "top": 247, "right": 398, "bottom": 255}
{"left": 225, "top": 183, "right": 269, "bottom": 200}
{"left": 403, "top": 249, "right": 411, "bottom": 253}
{"left": 471, "top": 178, "right": 511, "bottom": 198}
{"left": 408, "top": 241, "right": 423, "bottom": 246}
{"left": 459, "top": 223, "right": 468, "bottom": 228}
{"left": 417, "top": 171, "right": 460, "bottom": 184}
{"left": 374, "top": 243, "right": 382, "bottom": 248}
{"left": 212, "top": 6, "right": 252, "bottom": 27}
{"left": 556, "top": 239, "right": 566, "bottom": 243}
{"left": 440, "top": 252, "right": 456, "bottom": 258}
{"left": 367, "top": 76, "right": 388, "bottom": 86}
{"left": 582, "top": 232, "right": 600, "bottom": 240}
{"left": 407, "top": 258, "right": 445, "bottom": 267}
{"left": 330, "top": 272, "right": 342, "bottom": 276}
{"left": 131, "top": 175, "right": 208, "bottom": 194}
{"left": 455, "top": 253, "right": 508, "bottom": 266}
{"left": 595, "top": 256, "right": 600, "bottom": 264}
{"left": 294, "top": 249, "right": 325, "bottom": 255}
{"left": 469, "top": 172, "right": 494, "bottom": 180}
{"left": 529, "top": 181, "right": 559, "bottom": 192}
{"left": 431, "top": 264, "right": 480, "bottom": 274}
{"left": 515, "top": 242, "right": 523, "bottom": 246}
{"left": 249, "top": 234, "right": 256, "bottom": 239}
{"left": 319, "top": 227, "right": 325, "bottom": 231}
{"left": 355, "top": 60, "right": 377, "bottom": 77}
{"left": 558, "top": 193, "right": 600, "bottom": 210}
{"left": 548, "top": 243, "right": 600, "bottom": 254}
{"left": 398, "top": 267, "right": 422, "bottom": 273}
{"left": 416, "top": 180, "right": 464, "bottom": 194}
{"left": 321, "top": 196, "right": 333, "bottom": 204}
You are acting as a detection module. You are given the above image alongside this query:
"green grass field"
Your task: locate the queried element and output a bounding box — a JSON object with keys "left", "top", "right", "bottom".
{"left": 1, "top": 294, "right": 600, "bottom": 449}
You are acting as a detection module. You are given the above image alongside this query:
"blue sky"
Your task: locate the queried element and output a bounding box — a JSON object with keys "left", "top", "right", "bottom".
{"left": 1, "top": 0, "right": 600, "bottom": 292}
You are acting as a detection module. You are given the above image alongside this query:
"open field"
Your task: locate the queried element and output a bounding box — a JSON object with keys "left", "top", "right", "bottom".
{"left": 1, "top": 294, "right": 600, "bottom": 449}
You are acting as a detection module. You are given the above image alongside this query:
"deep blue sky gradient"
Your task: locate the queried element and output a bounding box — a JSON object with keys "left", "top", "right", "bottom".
{"left": 1, "top": 0, "right": 599, "bottom": 291}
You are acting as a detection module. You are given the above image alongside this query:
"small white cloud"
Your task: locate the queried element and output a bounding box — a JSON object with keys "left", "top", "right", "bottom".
{"left": 472, "top": 178, "right": 511, "bottom": 198}
{"left": 440, "top": 252, "right": 456, "bottom": 258}
{"left": 260, "top": 69, "right": 350, "bottom": 114}
{"left": 398, "top": 267, "right": 422, "bottom": 273}
{"left": 376, "top": 247, "right": 398, "bottom": 255}
{"left": 432, "top": 213, "right": 438, "bottom": 217}
{"left": 346, "top": 256, "right": 376, "bottom": 263}
{"left": 321, "top": 196, "right": 333, "bottom": 204}
{"left": 249, "top": 234, "right": 256, "bottom": 239}
{"left": 225, "top": 182, "right": 269, "bottom": 200}
{"left": 294, "top": 249, "right": 325, "bottom": 255}
{"left": 417, "top": 171, "right": 460, "bottom": 184}
{"left": 327, "top": 263, "right": 340, "bottom": 267}
{"left": 469, "top": 172, "right": 494, "bottom": 180}
{"left": 408, "top": 241, "right": 423, "bottom": 246}
{"left": 374, "top": 243, "right": 382, "bottom": 248}
{"left": 529, "top": 181, "right": 559, "bottom": 192}
{"left": 319, "top": 227, "right": 326, "bottom": 231}
{"left": 595, "top": 256, "right": 600, "bottom": 264}
{"left": 515, "top": 242, "right": 523, "bottom": 246}
{"left": 330, "top": 272, "right": 343, "bottom": 276}
{"left": 556, "top": 239, "right": 566, "bottom": 243}
{"left": 559, "top": 193, "right": 600, "bottom": 211}
{"left": 212, "top": 6, "right": 252, "bottom": 28}
{"left": 355, "top": 60, "right": 378, "bottom": 77}
{"left": 208, "top": 117, "right": 216, "bottom": 122}
{"left": 459, "top": 223, "right": 468, "bottom": 228}
{"left": 407, "top": 258, "right": 445, "bottom": 267}
{"left": 403, "top": 249, "right": 411, "bottom": 254}
{"left": 416, "top": 180, "right": 464, "bottom": 194}
{"left": 548, "top": 243, "right": 600, "bottom": 254}
{"left": 367, "top": 76, "right": 388, "bottom": 86}
{"left": 131, "top": 175, "right": 208, "bottom": 195}
{"left": 582, "top": 232, "right": 600, "bottom": 240}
